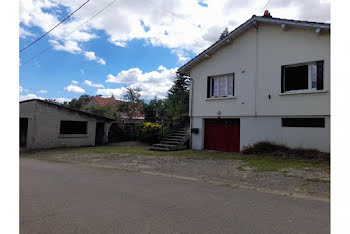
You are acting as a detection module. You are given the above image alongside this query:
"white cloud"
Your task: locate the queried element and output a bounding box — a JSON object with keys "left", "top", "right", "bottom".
{"left": 83, "top": 51, "right": 106, "bottom": 65}
{"left": 19, "top": 0, "right": 330, "bottom": 62}
{"left": 49, "top": 40, "right": 82, "bottom": 54}
{"left": 19, "top": 93, "right": 43, "bottom": 101}
{"left": 64, "top": 84, "right": 85, "bottom": 94}
{"left": 104, "top": 65, "right": 177, "bottom": 98}
{"left": 38, "top": 89, "right": 48, "bottom": 94}
{"left": 19, "top": 26, "right": 35, "bottom": 38}
{"left": 96, "top": 87, "right": 128, "bottom": 99}
{"left": 71, "top": 80, "right": 78, "bottom": 84}
{"left": 19, "top": 86, "right": 23, "bottom": 93}
{"left": 83, "top": 80, "right": 104, "bottom": 88}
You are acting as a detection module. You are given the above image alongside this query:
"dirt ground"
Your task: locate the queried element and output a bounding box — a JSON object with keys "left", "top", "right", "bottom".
{"left": 21, "top": 141, "right": 330, "bottom": 200}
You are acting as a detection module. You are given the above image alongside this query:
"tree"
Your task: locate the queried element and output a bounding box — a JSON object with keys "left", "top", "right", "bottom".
{"left": 86, "top": 105, "right": 117, "bottom": 119}
{"left": 163, "top": 73, "right": 190, "bottom": 127}
{"left": 219, "top": 27, "right": 229, "bottom": 40}
{"left": 116, "top": 87, "right": 145, "bottom": 119}
{"left": 44, "top": 98, "right": 70, "bottom": 107}
{"left": 144, "top": 96, "right": 165, "bottom": 123}
{"left": 68, "top": 94, "right": 91, "bottom": 109}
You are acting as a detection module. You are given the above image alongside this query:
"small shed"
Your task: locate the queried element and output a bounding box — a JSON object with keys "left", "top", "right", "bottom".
{"left": 20, "top": 99, "right": 114, "bottom": 150}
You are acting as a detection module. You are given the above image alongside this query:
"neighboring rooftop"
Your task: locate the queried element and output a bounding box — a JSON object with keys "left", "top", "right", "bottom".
{"left": 178, "top": 11, "right": 330, "bottom": 75}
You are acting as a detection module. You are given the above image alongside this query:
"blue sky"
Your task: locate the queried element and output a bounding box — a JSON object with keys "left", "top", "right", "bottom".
{"left": 19, "top": 0, "right": 330, "bottom": 102}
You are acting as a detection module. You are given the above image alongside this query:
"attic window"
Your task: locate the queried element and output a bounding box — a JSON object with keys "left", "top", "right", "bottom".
{"left": 281, "top": 61, "right": 324, "bottom": 93}
{"left": 207, "top": 73, "right": 234, "bottom": 98}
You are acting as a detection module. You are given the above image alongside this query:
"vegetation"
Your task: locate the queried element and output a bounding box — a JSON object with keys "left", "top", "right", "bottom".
{"left": 140, "top": 122, "right": 162, "bottom": 143}
{"left": 68, "top": 94, "right": 92, "bottom": 109}
{"left": 71, "top": 145, "right": 330, "bottom": 172}
{"left": 242, "top": 141, "right": 330, "bottom": 160}
{"left": 219, "top": 27, "right": 229, "bottom": 40}
{"left": 116, "top": 87, "right": 145, "bottom": 119}
{"left": 85, "top": 105, "right": 117, "bottom": 119}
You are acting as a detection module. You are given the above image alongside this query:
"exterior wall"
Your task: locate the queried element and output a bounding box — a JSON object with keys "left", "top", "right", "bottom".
{"left": 191, "top": 116, "right": 330, "bottom": 152}
{"left": 20, "top": 101, "right": 111, "bottom": 150}
{"left": 189, "top": 23, "right": 330, "bottom": 152}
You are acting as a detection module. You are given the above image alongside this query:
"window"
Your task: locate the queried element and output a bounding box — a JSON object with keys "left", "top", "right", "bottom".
{"left": 60, "top": 121, "right": 88, "bottom": 134}
{"left": 281, "top": 61, "right": 324, "bottom": 93}
{"left": 282, "top": 118, "right": 325, "bottom": 128}
{"left": 207, "top": 73, "right": 234, "bottom": 98}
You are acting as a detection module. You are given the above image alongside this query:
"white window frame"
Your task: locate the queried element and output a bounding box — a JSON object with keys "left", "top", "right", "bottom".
{"left": 283, "top": 62, "right": 318, "bottom": 93}
{"left": 209, "top": 74, "right": 234, "bottom": 98}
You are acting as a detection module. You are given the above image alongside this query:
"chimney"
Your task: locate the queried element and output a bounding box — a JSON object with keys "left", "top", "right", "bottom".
{"left": 263, "top": 10, "right": 272, "bottom": 18}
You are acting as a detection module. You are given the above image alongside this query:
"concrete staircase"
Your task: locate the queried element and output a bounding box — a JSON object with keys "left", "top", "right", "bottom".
{"left": 149, "top": 124, "right": 190, "bottom": 151}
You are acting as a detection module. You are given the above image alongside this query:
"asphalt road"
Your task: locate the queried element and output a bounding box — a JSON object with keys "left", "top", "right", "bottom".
{"left": 20, "top": 158, "right": 329, "bottom": 234}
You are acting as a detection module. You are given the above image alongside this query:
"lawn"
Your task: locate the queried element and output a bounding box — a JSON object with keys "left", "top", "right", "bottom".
{"left": 71, "top": 146, "right": 330, "bottom": 172}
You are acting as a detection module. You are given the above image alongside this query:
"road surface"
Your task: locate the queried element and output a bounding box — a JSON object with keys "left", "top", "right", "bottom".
{"left": 20, "top": 157, "right": 329, "bottom": 233}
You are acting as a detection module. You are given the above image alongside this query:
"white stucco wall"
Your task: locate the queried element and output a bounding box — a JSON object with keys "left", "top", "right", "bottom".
{"left": 20, "top": 100, "right": 111, "bottom": 149}
{"left": 189, "top": 22, "right": 330, "bottom": 152}
{"left": 191, "top": 116, "right": 330, "bottom": 152}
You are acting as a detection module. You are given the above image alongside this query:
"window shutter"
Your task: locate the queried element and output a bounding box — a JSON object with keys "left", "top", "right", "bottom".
{"left": 316, "top": 61, "right": 324, "bottom": 90}
{"left": 232, "top": 73, "right": 235, "bottom": 96}
{"left": 281, "top": 66, "right": 285, "bottom": 93}
{"left": 207, "top": 77, "right": 210, "bottom": 98}
{"left": 228, "top": 74, "right": 233, "bottom": 96}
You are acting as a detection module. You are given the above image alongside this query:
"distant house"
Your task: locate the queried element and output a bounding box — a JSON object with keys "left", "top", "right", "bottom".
{"left": 83, "top": 95, "right": 145, "bottom": 123}
{"left": 20, "top": 99, "right": 114, "bottom": 150}
{"left": 178, "top": 12, "right": 330, "bottom": 153}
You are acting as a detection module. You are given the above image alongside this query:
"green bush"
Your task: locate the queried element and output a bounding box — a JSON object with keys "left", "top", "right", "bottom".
{"left": 141, "top": 122, "right": 162, "bottom": 144}
{"left": 242, "top": 141, "right": 329, "bottom": 159}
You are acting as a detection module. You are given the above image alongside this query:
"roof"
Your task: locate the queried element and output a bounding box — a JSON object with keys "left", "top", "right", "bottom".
{"left": 91, "top": 96, "right": 145, "bottom": 119}
{"left": 92, "top": 96, "right": 123, "bottom": 108}
{"left": 178, "top": 15, "right": 330, "bottom": 75}
{"left": 20, "top": 99, "right": 114, "bottom": 121}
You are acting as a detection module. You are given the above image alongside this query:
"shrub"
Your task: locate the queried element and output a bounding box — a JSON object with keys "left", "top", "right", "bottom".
{"left": 242, "top": 141, "right": 329, "bottom": 159}
{"left": 141, "top": 122, "right": 162, "bottom": 144}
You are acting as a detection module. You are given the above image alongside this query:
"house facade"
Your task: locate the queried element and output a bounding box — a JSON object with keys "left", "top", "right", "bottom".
{"left": 20, "top": 99, "right": 114, "bottom": 150}
{"left": 178, "top": 13, "right": 330, "bottom": 153}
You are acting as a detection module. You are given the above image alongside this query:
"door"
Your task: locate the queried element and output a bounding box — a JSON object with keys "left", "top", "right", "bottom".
{"left": 204, "top": 119, "right": 240, "bottom": 152}
{"left": 20, "top": 118, "right": 28, "bottom": 147}
{"left": 95, "top": 122, "right": 105, "bottom": 146}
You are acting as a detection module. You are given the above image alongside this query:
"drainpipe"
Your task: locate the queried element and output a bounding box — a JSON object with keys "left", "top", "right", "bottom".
{"left": 189, "top": 77, "right": 193, "bottom": 148}
{"left": 253, "top": 21, "right": 259, "bottom": 117}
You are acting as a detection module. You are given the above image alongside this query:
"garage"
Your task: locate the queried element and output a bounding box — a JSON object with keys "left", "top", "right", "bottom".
{"left": 204, "top": 119, "right": 240, "bottom": 152}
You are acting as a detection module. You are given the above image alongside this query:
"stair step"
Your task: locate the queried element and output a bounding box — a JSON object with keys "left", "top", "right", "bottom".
{"left": 149, "top": 147, "right": 172, "bottom": 151}
{"left": 165, "top": 136, "right": 186, "bottom": 139}
{"left": 152, "top": 144, "right": 175, "bottom": 149}
{"left": 160, "top": 141, "right": 182, "bottom": 145}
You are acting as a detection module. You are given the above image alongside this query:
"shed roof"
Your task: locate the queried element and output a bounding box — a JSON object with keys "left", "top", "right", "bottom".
{"left": 20, "top": 99, "right": 114, "bottom": 121}
{"left": 178, "top": 15, "right": 330, "bottom": 75}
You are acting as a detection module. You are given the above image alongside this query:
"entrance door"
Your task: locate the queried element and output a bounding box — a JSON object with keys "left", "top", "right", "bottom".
{"left": 204, "top": 119, "right": 240, "bottom": 152}
{"left": 95, "top": 122, "right": 105, "bottom": 146}
{"left": 20, "top": 118, "right": 28, "bottom": 147}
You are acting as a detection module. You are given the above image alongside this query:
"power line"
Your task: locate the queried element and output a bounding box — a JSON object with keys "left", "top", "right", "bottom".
{"left": 20, "top": 0, "right": 91, "bottom": 53}
{"left": 22, "top": 0, "right": 121, "bottom": 66}
{"left": 261, "top": 0, "right": 273, "bottom": 12}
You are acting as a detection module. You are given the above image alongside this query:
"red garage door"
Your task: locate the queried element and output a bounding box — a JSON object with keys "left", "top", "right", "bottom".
{"left": 204, "top": 119, "right": 240, "bottom": 153}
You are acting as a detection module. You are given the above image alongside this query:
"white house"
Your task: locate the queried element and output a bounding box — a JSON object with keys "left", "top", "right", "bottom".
{"left": 178, "top": 12, "right": 330, "bottom": 153}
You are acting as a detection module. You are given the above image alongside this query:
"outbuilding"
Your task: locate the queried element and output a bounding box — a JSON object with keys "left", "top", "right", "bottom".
{"left": 20, "top": 99, "right": 114, "bottom": 150}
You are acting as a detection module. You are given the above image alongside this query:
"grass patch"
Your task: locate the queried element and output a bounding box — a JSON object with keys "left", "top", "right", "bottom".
{"left": 70, "top": 145, "right": 329, "bottom": 172}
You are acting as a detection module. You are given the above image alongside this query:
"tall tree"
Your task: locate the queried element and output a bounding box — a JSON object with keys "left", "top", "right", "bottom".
{"left": 144, "top": 96, "right": 165, "bottom": 123}
{"left": 163, "top": 73, "right": 190, "bottom": 127}
{"left": 117, "top": 87, "right": 145, "bottom": 119}
{"left": 219, "top": 27, "right": 229, "bottom": 40}
{"left": 68, "top": 94, "right": 91, "bottom": 109}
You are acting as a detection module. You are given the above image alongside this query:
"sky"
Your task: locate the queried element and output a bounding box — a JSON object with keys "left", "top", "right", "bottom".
{"left": 19, "top": 0, "right": 330, "bottom": 102}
